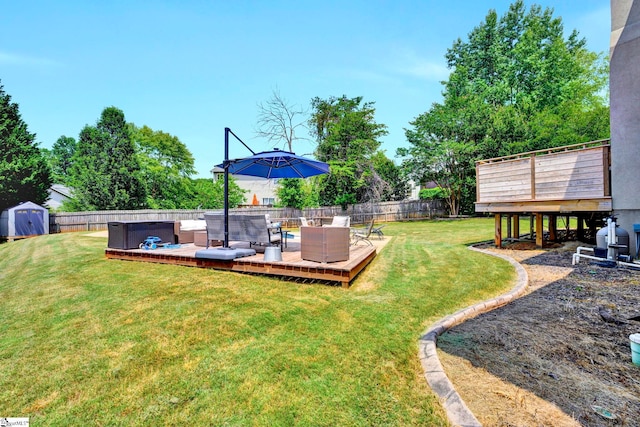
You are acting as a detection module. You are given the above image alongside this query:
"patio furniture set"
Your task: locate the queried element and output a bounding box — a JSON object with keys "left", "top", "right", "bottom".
{"left": 105, "top": 215, "right": 381, "bottom": 287}
{"left": 108, "top": 214, "right": 382, "bottom": 264}
{"left": 105, "top": 128, "right": 380, "bottom": 286}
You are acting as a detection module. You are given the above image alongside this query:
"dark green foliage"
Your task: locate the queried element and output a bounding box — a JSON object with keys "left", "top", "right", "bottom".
{"left": 400, "top": 0, "right": 610, "bottom": 215}
{"left": 0, "top": 81, "right": 52, "bottom": 212}
{"left": 181, "top": 177, "right": 246, "bottom": 210}
{"left": 371, "top": 151, "right": 408, "bottom": 201}
{"left": 275, "top": 178, "right": 305, "bottom": 209}
{"left": 419, "top": 187, "right": 449, "bottom": 200}
{"left": 66, "top": 107, "right": 147, "bottom": 211}
{"left": 45, "top": 135, "right": 77, "bottom": 184}
{"left": 274, "top": 177, "right": 320, "bottom": 209}
{"left": 309, "top": 95, "right": 388, "bottom": 207}
{"left": 131, "top": 125, "right": 196, "bottom": 209}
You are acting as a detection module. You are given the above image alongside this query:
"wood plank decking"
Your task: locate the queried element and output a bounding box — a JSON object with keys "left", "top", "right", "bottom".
{"left": 105, "top": 237, "right": 385, "bottom": 288}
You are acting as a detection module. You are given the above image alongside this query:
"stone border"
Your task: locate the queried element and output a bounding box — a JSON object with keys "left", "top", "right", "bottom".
{"left": 418, "top": 245, "right": 529, "bottom": 427}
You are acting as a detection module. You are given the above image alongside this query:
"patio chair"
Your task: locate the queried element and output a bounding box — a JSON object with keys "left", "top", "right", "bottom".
{"left": 266, "top": 214, "right": 284, "bottom": 246}
{"left": 299, "top": 217, "right": 315, "bottom": 227}
{"left": 351, "top": 219, "right": 375, "bottom": 246}
{"left": 371, "top": 224, "right": 386, "bottom": 239}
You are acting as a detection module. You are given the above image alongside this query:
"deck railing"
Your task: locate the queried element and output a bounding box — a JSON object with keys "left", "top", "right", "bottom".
{"left": 476, "top": 139, "right": 611, "bottom": 204}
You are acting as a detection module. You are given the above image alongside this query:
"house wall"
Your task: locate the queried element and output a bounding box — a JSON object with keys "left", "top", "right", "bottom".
{"left": 46, "top": 184, "right": 72, "bottom": 210}
{"left": 611, "top": 0, "right": 640, "bottom": 256}
{"left": 234, "top": 175, "right": 278, "bottom": 205}
{"left": 407, "top": 180, "right": 421, "bottom": 200}
{"left": 47, "top": 190, "right": 67, "bottom": 210}
{"left": 213, "top": 170, "right": 278, "bottom": 206}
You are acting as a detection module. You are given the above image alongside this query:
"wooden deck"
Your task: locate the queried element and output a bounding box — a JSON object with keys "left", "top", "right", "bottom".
{"left": 475, "top": 140, "right": 611, "bottom": 214}
{"left": 105, "top": 236, "right": 385, "bottom": 288}
{"left": 474, "top": 140, "right": 613, "bottom": 248}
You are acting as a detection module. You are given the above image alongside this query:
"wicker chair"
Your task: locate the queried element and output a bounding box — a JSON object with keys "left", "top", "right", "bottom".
{"left": 300, "top": 226, "right": 350, "bottom": 262}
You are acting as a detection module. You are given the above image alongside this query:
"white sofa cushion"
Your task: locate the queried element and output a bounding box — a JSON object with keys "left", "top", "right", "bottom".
{"left": 180, "top": 219, "right": 206, "bottom": 231}
{"left": 324, "top": 216, "right": 350, "bottom": 227}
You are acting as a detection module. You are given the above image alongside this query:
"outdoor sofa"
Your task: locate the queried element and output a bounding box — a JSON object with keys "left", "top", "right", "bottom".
{"left": 203, "top": 213, "right": 282, "bottom": 250}
{"left": 174, "top": 219, "right": 206, "bottom": 243}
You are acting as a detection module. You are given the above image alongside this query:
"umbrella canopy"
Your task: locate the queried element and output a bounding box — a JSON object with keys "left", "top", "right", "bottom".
{"left": 217, "top": 148, "right": 330, "bottom": 179}
{"left": 216, "top": 128, "right": 330, "bottom": 251}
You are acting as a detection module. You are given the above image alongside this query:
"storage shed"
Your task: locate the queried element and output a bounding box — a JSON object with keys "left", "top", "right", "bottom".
{"left": 0, "top": 201, "right": 49, "bottom": 240}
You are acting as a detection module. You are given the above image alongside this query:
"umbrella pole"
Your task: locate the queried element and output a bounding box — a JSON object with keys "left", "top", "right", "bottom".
{"left": 223, "top": 127, "right": 230, "bottom": 248}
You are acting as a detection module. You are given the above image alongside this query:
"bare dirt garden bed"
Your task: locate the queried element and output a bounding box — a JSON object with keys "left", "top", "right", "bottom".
{"left": 437, "top": 242, "right": 640, "bottom": 426}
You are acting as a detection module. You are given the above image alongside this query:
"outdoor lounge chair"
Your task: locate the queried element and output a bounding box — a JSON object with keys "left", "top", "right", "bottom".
{"left": 351, "top": 219, "right": 375, "bottom": 246}
{"left": 371, "top": 224, "right": 386, "bottom": 239}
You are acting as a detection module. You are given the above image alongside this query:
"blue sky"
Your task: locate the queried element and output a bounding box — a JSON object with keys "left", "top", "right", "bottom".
{"left": 2, "top": 1, "right": 610, "bottom": 178}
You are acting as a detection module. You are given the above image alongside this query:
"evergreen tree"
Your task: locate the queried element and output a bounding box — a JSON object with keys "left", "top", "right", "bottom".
{"left": 46, "top": 135, "right": 77, "bottom": 184}
{"left": 67, "top": 107, "right": 147, "bottom": 210}
{"left": 0, "top": 81, "right": 52, "bottom": 212}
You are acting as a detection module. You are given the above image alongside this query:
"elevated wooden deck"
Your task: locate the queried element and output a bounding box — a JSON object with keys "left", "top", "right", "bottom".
{"left": 105, "top": 237, "right": 383, "bottom": 288}
{"left": 475, "top": 140, "right": 612, "bottom": 247}
{"left": 475, "top": 140, "right": 611, "bottom": 214}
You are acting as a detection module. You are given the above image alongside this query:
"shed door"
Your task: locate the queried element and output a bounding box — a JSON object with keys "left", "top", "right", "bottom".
{"left": 14, "top": 208, "right": 45, "bottom": 236}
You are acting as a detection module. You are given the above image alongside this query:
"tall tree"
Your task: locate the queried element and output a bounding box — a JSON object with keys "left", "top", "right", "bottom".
{"left": 255, "top": 88, "right": 307, "bottom": 152}
{"left": 0, "top": 81, "right": 52, "bottom": 212}
{"left": 67, "top": 107, "right": 147, "bottom": 211}
{"left": 309, "top": 95, "right": 388, "bottom": 208}
{"left": 400, "top": 0, "right": 609, "bottom": 215}
{"left": 371, "top": 151, "right": 409, "bottom": 202}
{"left": 402, "top": 103, "right": 479, "bottom": 215}
{"left": 45, "top": 135, "right": 77, "bottom": 184}
{"left": 131, "top": 124, "right": 196, "bottom": 209}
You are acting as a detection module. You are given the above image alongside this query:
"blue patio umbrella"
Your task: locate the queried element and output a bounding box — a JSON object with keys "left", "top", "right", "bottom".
{"left": 215, "top": 128, "right": 330, "bottom": 250}
{"left": 219, "top": 149, "right": 330, "bottom": 179}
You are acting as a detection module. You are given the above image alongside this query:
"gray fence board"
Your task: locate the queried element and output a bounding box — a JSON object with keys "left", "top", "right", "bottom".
{"left": 49, "top": 200, "right": 446, "bottom": 233}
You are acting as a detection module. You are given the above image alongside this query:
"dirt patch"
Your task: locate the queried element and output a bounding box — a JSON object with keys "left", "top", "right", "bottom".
{"left": 438, "top": 242, "right": 640, "bottom": 426}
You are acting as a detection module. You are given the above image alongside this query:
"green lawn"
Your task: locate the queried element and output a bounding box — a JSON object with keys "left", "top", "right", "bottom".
{"left": 0, "top": 218, "right": 515, "bottom": 426}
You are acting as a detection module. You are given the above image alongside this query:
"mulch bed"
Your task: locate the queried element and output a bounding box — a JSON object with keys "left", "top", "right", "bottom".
{"left": 438, "top": 245, "right": 640, "bottom": 426}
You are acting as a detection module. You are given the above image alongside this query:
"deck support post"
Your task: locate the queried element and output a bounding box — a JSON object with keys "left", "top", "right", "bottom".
{"left": 513, "top": 215, "right": 520, "bottom": 239}
{"left": 577, "top": 215, "right": 585, "bottom": 241}
{"left": 494, "top": 214, "right": 502, "bottom": 248}
{"left": 549, "top": 214, "right": 557, "bottom": 242}
{"left": 530, "top": 215, "right": 535, "bottom": 239}
{"left": 535, "top": 213, "right": 544, "bottom": 248}
{"left": 506, "top": 214, "right": 512, "bottom": 239}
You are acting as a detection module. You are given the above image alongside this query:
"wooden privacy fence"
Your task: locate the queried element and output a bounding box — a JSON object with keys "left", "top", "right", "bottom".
{"left": 49, "top": 199, "right": 446, "bottom": 233}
